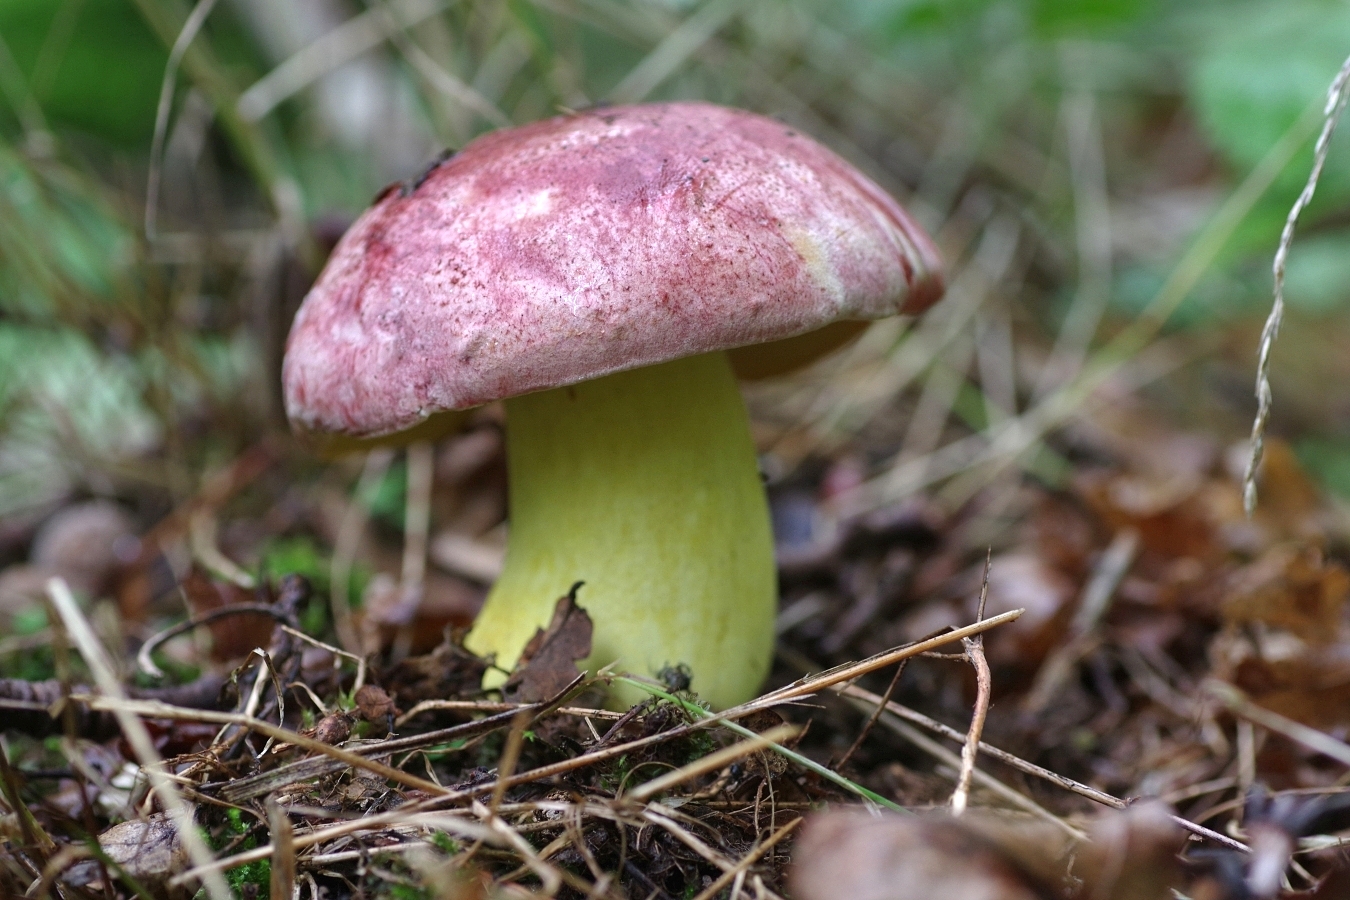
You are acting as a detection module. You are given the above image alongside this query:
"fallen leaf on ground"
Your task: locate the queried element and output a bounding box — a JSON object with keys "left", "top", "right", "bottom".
{"left": 789, "top": 803, "right": 1181, "bottom": 900}
{"left": 502, "top": 585, "right": 593, "bottom": 703}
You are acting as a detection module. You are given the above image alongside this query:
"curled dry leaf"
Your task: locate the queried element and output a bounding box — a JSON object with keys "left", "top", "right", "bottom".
{"left": 355, "top": 683, "right": 399, "bottom": 729}
{"left": 501, "top": 587, "right": 593, "bottom": 704}
{"left": 789, "top": 803, "right": 1181, "bottom": 900}
{"left": 179, "top": 566, "right": 276, "bottom": 663}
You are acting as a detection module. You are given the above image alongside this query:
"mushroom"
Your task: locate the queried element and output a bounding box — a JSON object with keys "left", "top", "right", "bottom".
{"left": 283, "top": 102, "right": 943, "bottom": 708}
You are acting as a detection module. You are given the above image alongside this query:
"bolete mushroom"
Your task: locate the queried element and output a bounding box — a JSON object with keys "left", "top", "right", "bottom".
{"left": 283, "top": 102, "right": 943, "bottom": 708}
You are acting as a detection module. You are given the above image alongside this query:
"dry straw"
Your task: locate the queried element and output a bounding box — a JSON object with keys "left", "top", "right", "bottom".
{"left": 1243, "top": 52, "right": 1350, "bottom": 515}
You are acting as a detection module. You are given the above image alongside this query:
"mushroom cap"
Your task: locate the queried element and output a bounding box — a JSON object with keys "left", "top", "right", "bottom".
{"left": 284, "top": 102, "right": 943, "bottom": 439}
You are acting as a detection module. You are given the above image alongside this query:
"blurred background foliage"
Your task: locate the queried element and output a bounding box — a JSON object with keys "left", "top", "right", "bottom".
{"left": 1, "top": 0, "right": 1349, "bottom": 529}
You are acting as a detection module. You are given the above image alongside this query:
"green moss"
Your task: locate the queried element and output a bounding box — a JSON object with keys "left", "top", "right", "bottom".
{"left": 200, "top": 809, "right": 271, "bottom": 898}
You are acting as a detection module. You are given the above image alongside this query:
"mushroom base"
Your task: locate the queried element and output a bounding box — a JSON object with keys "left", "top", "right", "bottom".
{"left": 466, "top": 351, "right": 777, "bottom": 710}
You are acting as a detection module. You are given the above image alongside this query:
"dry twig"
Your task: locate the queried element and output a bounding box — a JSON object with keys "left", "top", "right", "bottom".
{"left": 952, "top": 551, "right": 993, "bottom": 816}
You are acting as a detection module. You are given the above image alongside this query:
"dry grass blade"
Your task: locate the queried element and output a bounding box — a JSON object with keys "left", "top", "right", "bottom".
{"left": 690, "top": 817, "right": 800, "bottom": 900}
{"left": 471, "top": 799, "right": 565, "bottom": 895}
{"left": 489, "top": 710, "right": 532, "bottom": 815}
{"left": 85, "top": 695, "right": 453, "bottom": 796}
{"left": 840, "top": 682, "right": 1252, "bottom": 853}
{"left": 144, "top": 0, "right": 222, "bottom": 241}
{"left": 1207, "top": 680, "right": 1350, "bottom": 768}
{"left": 331, "top": 447, "right": 395, "bottom": 654}
{"left": 236, "top": 0, "right": 452, "bottom": 122}
{"left": 45, "top": 578, "right": 234, "bottom": 900}
{"left": 625, "top": 723, "right": 799, "bottom": 803}
{"left": 838, "top": 87, "right": 1333, "bottom": 518}
{"left": 834, "top": 659, "right": 905, "bottom": 770}
{"left": 608, "top": 0, "right": 750, "bottom": 103}
{"left": 1243, "top": 51, "right": 1350, "bottom": 515}
{"left": 755, "top": 607, "right": 1023, "bottom": 707}
{"left": 890, "top": 708, "right": 1087, "bottom": 840}
{"left": 395, "top": 699, "right": 625, "bottom": 727}
{"left": 381, "top": 13, "right": 511, "bottom": 133}
{"left": 267, "top": 800, "right": 295, "bottom": 900}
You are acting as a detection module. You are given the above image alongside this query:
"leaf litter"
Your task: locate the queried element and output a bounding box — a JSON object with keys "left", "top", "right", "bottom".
{"left": 4, "top": 395, "right": 1350, "bottom": 899}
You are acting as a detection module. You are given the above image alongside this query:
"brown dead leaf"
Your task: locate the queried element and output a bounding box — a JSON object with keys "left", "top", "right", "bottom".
{"left": 1223, "top": 547, "right": 1348, "bottom": 645}
{"left": 789, "top": 804, "right": 1182, "bottom": 900}
{"left": 355, "top": 684, "right": 398, "bottom": 728}
{"left": 180, "top": 567, "right": 275, "bottom": 662}
{"left": 789, "top": 809, "right": 1067, "bottom": 900}
{"left": 502, "top": 584, "right": 593, "bottom": 704}
{"left": 1231, "top": 655, "right": 1350, "bottom": 732}
{"left": 1078, "top": 470, "right": 1218, "bottom": 563}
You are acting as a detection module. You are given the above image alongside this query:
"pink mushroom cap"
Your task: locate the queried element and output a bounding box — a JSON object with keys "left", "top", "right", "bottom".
{"left": 284, "top": 101, "right": 944, "bottom": 439}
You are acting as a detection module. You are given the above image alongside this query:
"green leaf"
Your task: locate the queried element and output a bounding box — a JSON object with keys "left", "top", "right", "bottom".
{"left": 1283, "top": 231, "right": 1350, "bottom": 315}
{"left": 1297, "top": 437, "right": 1350, "bottom": 499}
{"left": 1030, "top": 0, "right": 1153, "bottom": 36}
{"left": 0, "top": 0, "right": 168, "bottom": 146}
{"left": 1190, "top": 0, "right": 1350, "bottom": 251}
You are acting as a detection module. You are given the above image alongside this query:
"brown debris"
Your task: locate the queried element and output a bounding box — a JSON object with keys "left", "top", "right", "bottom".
{"left": 790, "top": 804, "right": 1182, "bottom": 900}
{"left": 501, "top": 585, "right": 595, "bottom": 704}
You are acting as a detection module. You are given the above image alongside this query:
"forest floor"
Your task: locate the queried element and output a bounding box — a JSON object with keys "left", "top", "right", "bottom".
{"left": 4, "top": 338, "right": 1350, "bottom": 900}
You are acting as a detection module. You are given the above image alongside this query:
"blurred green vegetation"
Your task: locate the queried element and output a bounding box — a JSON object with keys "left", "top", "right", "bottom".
{"left": 1, "top": 0, "right": 1349, "bottom": 517}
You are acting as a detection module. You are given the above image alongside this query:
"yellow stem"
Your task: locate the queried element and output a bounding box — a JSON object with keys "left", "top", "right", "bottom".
{"left": 467, "top": 351, "right": 776, "bottom": 709}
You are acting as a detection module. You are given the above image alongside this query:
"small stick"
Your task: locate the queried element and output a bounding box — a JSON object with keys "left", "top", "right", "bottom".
{"left": 396, "top": 698, "right": 625, "bottom": 727}
{"left": 1208, "top": 680, "right": 1350, "bottom": 768}
{"left": 751, "top": 608, "right": 1024, "bottom": 709}
{"left": 841, "top": 682, "right": 1251, "bottom": 853}
{"left": 88, "top": 695, "right": 450, "bottom": 797}
{"left": 625, "top": 724, "right": 798, "bottom": 803}
{"left": 896, "top": 711, "right": 1087, "bottom": 840}
{"left": 488, "top": 710, "right": 531, "bottom": 816}
{"left": 952, "top": 551, "right": 993, "bottom": 816}
{"left": 267, "top": 800, "right": 295, "bottom": 900}
{"left": 834, "top": 660, "right": 906, "bottom": 770}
